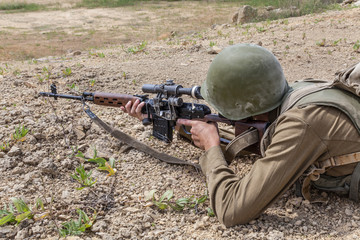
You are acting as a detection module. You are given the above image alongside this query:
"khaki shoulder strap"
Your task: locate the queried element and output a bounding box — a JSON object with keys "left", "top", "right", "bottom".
{"left": 280, "top": 81, "right": 332, "bottom": 114}
{"left": 302, "top": 152, "right": 360, "bottom": 202}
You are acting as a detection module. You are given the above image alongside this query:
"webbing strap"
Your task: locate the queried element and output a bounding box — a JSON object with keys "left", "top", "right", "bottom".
{"left": 349, "top": 163, "right": 360, "bottom": 202}
{"left": 84, "top": 108, "right": 201, "bottom": 170}
{"left": 224, "top": 128, "right": 259, "bottom": 163}
{"left": 302, "top": 152, "right": 360, "bottom": 202}
{"left": 280, "top": 81, "right": 332, "bottom": 114}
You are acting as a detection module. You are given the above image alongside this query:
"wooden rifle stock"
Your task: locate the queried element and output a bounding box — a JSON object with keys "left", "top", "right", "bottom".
{"left": 93, "top": 92, "right": 139, "bottom": 108}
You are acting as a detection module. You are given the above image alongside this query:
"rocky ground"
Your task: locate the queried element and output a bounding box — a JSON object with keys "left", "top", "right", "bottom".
{"left": 1, "top": 3, "right": 360, "bottom": 240}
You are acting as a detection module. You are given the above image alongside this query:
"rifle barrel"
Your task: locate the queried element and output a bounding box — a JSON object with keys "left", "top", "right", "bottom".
{"left": 39, "top": 92, "right": 93, "bottom": 101}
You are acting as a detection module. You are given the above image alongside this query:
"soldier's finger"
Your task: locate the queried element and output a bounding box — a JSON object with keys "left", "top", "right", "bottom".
{"left": 136, "top": 101, "right": 145, "bottom": 114}
{"left": 177, "top": 119, "right": 195, "bottom": 126}
{"left": 130, "top": 99, "right": 140, "bottom": 115}
{"left": 125, "top": 101, "right": 132, "bottom": 113}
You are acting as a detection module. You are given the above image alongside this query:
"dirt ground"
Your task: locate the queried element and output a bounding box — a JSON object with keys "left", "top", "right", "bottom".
{"left": 1, "top": 1, "right": 360, "bottom": 240}
{"left": 0, "top": 1, "right": 239, "bottom": 61}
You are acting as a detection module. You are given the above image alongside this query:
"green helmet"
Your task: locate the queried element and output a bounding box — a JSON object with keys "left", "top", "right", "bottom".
{"left": 201, "top": 43, "right": 289, "bottom": 120}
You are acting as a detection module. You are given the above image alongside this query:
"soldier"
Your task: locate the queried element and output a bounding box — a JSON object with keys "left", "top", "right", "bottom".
{"left": 122, "top": 44, "right": 360, "bottom": 227}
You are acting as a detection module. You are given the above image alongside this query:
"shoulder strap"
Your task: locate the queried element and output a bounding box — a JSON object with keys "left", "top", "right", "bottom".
{"left": 224, "top": 128, "right": 259, "bottom": 162}
{"left": 281, "top": 81, "right": 332, "bottom": 114}
{"left": 84, "top": 107, "right": 201, "bottom": 170}
{"left": 302, "top": 152, "right": 360, "bottom": 202}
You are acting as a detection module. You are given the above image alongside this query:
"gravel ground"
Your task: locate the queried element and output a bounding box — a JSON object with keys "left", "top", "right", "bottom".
{"left": 0, "top": 6, "right": 360, "bottom": 240}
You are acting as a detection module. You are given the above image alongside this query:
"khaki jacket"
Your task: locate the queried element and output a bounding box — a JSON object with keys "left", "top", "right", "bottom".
{"left": 200, "top": 99, "right": 360, "bottom": 226}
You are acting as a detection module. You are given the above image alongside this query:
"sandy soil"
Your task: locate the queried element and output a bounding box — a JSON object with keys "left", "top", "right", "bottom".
{"left": 0, "top": 1, "right": 239, "bottom": 61}
{"left": 0, "top": 2, "right": 360, "bottom": 240}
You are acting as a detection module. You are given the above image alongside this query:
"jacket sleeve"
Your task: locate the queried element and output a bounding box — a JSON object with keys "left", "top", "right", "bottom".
{"left": 199, "top": 113, "right": 327, "bottom": 226}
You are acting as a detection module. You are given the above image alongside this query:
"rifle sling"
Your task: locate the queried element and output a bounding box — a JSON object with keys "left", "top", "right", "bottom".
{"left": 224, "top": 128, "right": 259, "bottom": 163}
{"left": 84, "top": 108, "right": 201, "bottom": 170}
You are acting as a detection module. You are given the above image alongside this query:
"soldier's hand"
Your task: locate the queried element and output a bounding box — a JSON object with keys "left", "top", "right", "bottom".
{"left": 177, "top": 119, "right": 220, "bottom": 151}
{"left": 120, "top": 99, "right": 146, "bottom": 121}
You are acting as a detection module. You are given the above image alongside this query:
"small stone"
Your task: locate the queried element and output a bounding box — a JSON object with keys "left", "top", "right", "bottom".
{"left": 123, "top": 207, "right": 141, "bottom": 213}
{"left": 295, "top": 220, "right": 302, "bottom": 226}
{"left": 91, "top": 220, "right": 107, "bottom": 232}
{"left": 38, "top": 158, "right": 58, "bottom": 175}
{"left": 33, "top": 132, "right": 46, "bottom": 140}
{"left": 286, "top": 197, "right": 303, "bottom": 208}
{"left": 120, "top": 228, "right": 131, "bottom": 238}
{"left": 13, "top": 79, "right": 24, "bottom": 86}
{"left": 351, "top": 220, "right": 358, "bottom": 227}
{"left": 26, "top": 135, "right": 37, "bottom": 144}
{"left": 15, "top": 228, "right": 28, "bottom": 240}
{"left": 345, "top": 208, "right": 353, "bottom": 216}
{"left": 194, "top": 219, "right": 205, "bottom": 230}
{"left": 134, "top": 124, "right": 144, "bottom": 131}
{"left": 0, "top": 225, "right": 13, "bottom": 235}
{"left": 249, "top": 220, "right": 256, "bottom": 224}
{"left": 72, "top": 50, "right": 81, "bottom": 56}
{"left": 23, "top": 155, "right": 41, "bottom": 166}
{"left": 3, "top": 156, "right": 18, "bottom": 169}
{"left": 267, "top": 230, "right": 284, "bottom": 240}
{"left": 7, "top": 146, "right": 22, "bottom": 157}
{"left": 31, "top": 225, "right": 44, "bottom": 234}
{"left": 74, "top": 125, "right": 86, "bottom": 140}
{"left": 207, "top": 46, "right": 222, "bottom": 54}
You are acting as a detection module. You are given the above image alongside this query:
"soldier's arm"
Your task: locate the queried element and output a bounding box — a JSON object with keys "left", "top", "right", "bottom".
{"left": 200, "top": 110, "right": 326, "bottom": 226}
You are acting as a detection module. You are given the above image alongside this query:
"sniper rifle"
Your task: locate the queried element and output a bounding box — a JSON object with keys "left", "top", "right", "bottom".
{"left": 39, "top": 80, "right": 268, "bottom": 160}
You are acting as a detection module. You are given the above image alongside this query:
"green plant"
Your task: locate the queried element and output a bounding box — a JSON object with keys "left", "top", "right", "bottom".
{"left": 228, "top": 40, "right": 234, "bottom": 45}
{"left": 63, "top": 67, "right": 72, "bottom": 76}
{"left": 127, "top": 41, "right": 147, "bottom": 54}
{"left": 209, "top": 41, "right": 216, "bottom": 47}
{"left": 0, "top": 198, "right": 46, "bottom": 226}
{"left": 59, "top": 209, "right": 96, "bottom": 237}
{"left": 97, "top": 52, "right": 105, "bottom": 58}
{"left": 68, "top": 83, "right": 79, "bottom": 91}
{"left": 12, "top": 125, "right": 29, "bottom": 141}
{"left": 0, "top": 142, "right": 9, "bottom": 152}
{"left": 316, "top": 38, "right": 326, "bottom": 47}
{"left": 37, "top": 66, "right": 50, "bottom": 82}
{"left": 353, "top": 40, "right": 360, "bottom": 52}
{"left": 76, "top": 149, "right": 116, "bottom": 176}
{"left": 145, "top": 190, "right": 210, "bottom": 213}
{"left": 71, "top": 165, "right": 97, "bottom": 190}
{"left": 255, "top": 26, "right": 266, "bottom": 33}
{"left": 0, "top": 66, "right": 6, "bottom": 75}
{"left": 90, "top": 79, "right": 96, "bottom": 87}
{"left": 0, "top": 2, "right": 43, "bottom": 12}
{"left": 12, "top": 69, "right": 20, "bottom": 76}
{"left": 332, "top": 39, "right": 342, "bottom": 46}
{"left": 206, "top": 207, "right": 215, "bottom": 217}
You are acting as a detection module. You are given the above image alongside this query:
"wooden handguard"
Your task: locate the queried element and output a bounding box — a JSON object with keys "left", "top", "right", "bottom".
{"left": 93, "top": 92, "right": 139, "bottom": 107}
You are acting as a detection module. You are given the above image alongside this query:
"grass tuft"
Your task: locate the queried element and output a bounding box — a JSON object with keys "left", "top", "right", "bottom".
{"left": 77, "top": 0, "right": 138, "bottom": 8}
{"left": 0, "top": 2, "right": 43, "bottom": 12}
